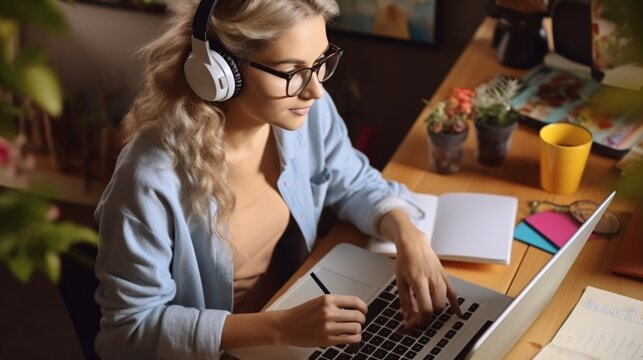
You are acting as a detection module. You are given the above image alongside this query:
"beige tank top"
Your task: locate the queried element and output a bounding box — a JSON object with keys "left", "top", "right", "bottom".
{"left": 227, "top": 130, "right": 289, "bottom": 312}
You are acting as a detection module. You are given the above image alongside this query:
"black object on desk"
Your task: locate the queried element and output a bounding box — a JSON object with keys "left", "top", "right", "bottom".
{"left": 487, "top": 1, "right": 549, "bottom": 69}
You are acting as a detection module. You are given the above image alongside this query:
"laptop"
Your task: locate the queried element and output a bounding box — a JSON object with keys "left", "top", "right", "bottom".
{"left": 228, "top": 191, "right": 615, "bottom": 360}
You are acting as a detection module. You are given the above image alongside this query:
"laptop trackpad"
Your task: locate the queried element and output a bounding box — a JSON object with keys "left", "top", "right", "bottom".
{"left": 314, "top": 267, "right": 373, "bottom": 299}
{"left": 269, "top": 267, "right": 373, "bottom": 311}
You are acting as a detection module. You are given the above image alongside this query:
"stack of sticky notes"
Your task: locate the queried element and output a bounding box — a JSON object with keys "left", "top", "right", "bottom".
{"left": 514, "top": 210, "right": 598, "bottom": 254}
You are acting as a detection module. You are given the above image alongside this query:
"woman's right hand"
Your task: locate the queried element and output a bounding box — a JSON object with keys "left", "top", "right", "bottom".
{"left": 274, "top": 294, "right": 367, "bottom": 348}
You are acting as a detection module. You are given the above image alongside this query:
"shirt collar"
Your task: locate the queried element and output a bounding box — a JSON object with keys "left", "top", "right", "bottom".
{"left": 272, "top": 125, "right": 304, "bottom": 167}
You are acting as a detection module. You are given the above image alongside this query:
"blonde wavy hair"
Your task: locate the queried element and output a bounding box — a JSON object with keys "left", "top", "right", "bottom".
{"left": 122, "top": 0, "right": 339, "bottom": 240}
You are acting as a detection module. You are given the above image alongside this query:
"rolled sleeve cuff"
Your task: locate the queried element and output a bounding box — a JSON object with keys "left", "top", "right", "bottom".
{"left": 195, "top": 310, "right": 230, "bottom": 359}
{"left": 368, "top": 195, "right": 425, "bottom": 236}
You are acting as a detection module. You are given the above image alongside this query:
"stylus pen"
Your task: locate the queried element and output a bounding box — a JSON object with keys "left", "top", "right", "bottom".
{"left": 310, "top": 272, "right": 330, "bottom": 294}
{"left": 309, "top": 272, "right": 360, "bottom": 353}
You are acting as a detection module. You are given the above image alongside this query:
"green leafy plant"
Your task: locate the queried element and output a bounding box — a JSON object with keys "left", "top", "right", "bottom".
{"left": 0, "top": 1, "right": 68, "bottom": 121}
{"left": 0, "top": 0, "right": 99, "bottom": 283}
{"left": 424, "top": 88, "right": 475, "bottom": 134}
{"left": 473, "top": 75, "right": 521, "bottom": 127}
{"left": 0, "top": 191, "right": 98, "bottom": 282}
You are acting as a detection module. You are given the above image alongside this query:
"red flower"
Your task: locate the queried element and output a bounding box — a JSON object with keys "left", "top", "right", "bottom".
{"left": 425, "top": 87, "right": 475, "bottom": 134}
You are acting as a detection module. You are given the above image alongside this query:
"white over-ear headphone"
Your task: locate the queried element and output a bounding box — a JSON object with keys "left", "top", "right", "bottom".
{"left": 184, "top": 0, "right": 243, "bottom": 102}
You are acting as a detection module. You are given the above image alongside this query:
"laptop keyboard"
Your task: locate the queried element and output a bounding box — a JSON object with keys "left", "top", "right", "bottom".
{"left": 308, "top": 279, "right": 480, "bottom": 360}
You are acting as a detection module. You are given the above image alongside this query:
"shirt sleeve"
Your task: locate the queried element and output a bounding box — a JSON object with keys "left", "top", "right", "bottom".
{"left": 94, "top": 196, "right": 229, "bottom": 360}
{"left": 374, "top": 195, "right": 425, "bottom": 220}
{"left": 314, "top": 93, "right": 419, "bottom": 237}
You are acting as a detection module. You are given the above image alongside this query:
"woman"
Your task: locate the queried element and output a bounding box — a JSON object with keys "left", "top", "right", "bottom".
{"left": 94, "top": 0, "right": 460, "bottom": 358}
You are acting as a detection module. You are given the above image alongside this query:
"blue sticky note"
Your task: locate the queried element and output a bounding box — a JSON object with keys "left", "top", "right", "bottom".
{"left": 514, "top": 221, "right": 558, "bottom": 254}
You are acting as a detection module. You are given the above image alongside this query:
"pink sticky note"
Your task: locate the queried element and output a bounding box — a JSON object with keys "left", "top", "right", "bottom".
{"left": 524, "top": 210, "right": 598, "bottom": 249}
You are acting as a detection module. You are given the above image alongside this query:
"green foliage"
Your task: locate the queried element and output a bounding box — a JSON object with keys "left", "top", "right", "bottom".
{"left": 595, "top": 0, "right": 643, "bottom": 63}
{"left": 0, "top": 31, "right": 64, "bottom": 120}
{"left": 22, "top": 60, "right": 64, "bottom": 116}
{"left": 473, "top": 76, "right": 521, "bottom": 127}
{"left": 589, "top": 86, "right": 643, "bottom": 117}
{"left": 0, "top": 0, "right": 98, "bottom": 284}
{"left": 0, "top": 0, "right": 68, "bottom": 34}
{"left": 593, "top": 0, "right": 643, "bottom": 207}
{"left": 0, "top": 191, "right": 98, "bottom": 283}
{"left": 474, "top": 103, "right": 521, "bottom": 127}
{"left": 616, "top": 161, "right": 643, "bottom": 205}
{"left": 0, "top": 103, "right": 19, "bottom": 138}
{"left": 0, "top": 0, "right": 70, "bottom": 125}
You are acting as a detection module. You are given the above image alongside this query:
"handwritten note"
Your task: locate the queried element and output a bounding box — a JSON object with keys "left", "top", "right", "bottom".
{"left": 535, "top": 286, "right": 643, "bottom": 360}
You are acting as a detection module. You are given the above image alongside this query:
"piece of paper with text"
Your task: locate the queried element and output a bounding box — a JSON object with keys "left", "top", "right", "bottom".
{"left": 534, "top": 286, "right": 643, "bottom": 360}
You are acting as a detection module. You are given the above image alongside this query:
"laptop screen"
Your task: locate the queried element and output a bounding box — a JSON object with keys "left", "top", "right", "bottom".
{"left": 466, "top": 191, "right": 616, "bottom": 359}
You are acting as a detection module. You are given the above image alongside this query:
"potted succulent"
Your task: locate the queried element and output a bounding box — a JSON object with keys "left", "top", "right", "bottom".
{"left": 473, "top": 75, "right": 522, "bottom": 166}
{"left": 424, "top": 88, "right": 474, "bottom": 174}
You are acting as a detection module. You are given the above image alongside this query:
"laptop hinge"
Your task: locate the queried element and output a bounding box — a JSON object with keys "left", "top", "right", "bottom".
{"left": 455, "top": 320, "right": 493, "bottom": 360}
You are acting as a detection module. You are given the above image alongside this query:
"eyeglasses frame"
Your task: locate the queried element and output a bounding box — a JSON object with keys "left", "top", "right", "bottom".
{"left": 245, "top": 43, "right": 343, "bottom": 97}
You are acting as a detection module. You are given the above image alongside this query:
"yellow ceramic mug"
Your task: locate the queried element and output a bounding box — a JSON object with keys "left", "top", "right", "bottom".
{"left": 539, "top": 123, "right": 593, "bottom": 194}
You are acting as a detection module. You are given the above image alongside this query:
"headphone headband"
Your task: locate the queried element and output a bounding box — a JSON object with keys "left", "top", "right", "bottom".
{"left": 185, "top": 0, "right": 242, "bottom": 101}
{"left": 192, "top": 0, "right": 218, "bottom": 41}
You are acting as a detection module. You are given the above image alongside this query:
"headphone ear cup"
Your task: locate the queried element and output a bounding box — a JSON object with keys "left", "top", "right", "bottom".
{"left": 184, "top": 53, "right": 222, "bottom": 101}
{"left": 208, "top": 42, "right": 243, "bottom": 98}
{"left": 184, "top": 39, "right": 242, "bottom": 102}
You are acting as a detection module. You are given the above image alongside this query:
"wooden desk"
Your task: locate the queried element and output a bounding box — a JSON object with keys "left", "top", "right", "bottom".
{"left": 271, "top": 17, "right": 643, "bottom": 360}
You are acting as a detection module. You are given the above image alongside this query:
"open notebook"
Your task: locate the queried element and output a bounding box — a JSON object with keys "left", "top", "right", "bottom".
{"left": 368, "top": 192, "right": 517, "bottom": 265}
{"left": 228, "top": 192, "right": 616, "bottom": 360}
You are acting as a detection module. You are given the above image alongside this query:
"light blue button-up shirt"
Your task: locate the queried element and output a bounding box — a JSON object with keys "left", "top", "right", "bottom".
{"left": 94, "top": 92, "right": 415, "bottom": 359}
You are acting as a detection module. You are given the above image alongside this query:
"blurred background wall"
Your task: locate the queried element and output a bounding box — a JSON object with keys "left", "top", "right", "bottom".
{"left": 23, "top": 0, "right": 486, "bottom": 169}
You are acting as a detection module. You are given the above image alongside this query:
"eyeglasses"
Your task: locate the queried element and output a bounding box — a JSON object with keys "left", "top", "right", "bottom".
{"left": 247, "top": 43, "right": 343, "bottom": 97}
{"left": 528, "top": 199, "right": 622, "bottom": 235}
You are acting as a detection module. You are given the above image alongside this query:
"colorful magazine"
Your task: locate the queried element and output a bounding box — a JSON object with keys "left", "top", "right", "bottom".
{"left": 511, "top": 66, "right": 643, "bottom": 158}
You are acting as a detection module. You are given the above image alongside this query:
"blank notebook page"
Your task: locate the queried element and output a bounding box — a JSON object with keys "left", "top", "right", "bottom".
{"left": 431, "top": 193, "right": 517, "bottom": 264}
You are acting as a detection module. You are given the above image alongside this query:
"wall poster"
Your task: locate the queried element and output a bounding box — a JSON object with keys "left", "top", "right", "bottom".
{"left": 333, "top": 0, "right": 438, "bottom": 45}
